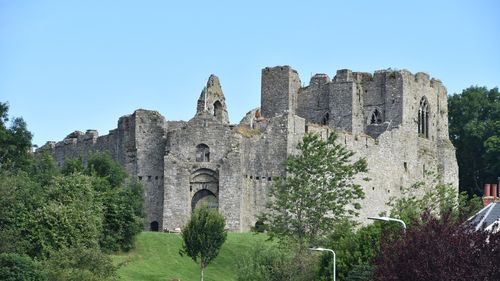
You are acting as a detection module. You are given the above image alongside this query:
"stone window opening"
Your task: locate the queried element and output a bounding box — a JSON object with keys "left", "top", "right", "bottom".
{"left": 321, "top": 112, "right": 330, "bottom": 125}
{"left": 195, "top": 143, "right": 210, "bottom": 162}
{"left": 418, "top": 97, "right": 430, "bottom": 138}
{"left": 213, "top": 101, "right": 223, "bottom": 118}
{"left": 404, "top": 162, "right": 408, "bottom": 172}
{"left": 138, "top": 176, "right": 142, "bottom": 180}
{"left": 369, "top": 108, "right": 383, "bottom": 125}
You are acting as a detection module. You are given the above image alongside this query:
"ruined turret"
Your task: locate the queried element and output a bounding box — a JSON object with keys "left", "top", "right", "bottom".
{"left": 196, "top": 75, "right": 229, "bottom": 124}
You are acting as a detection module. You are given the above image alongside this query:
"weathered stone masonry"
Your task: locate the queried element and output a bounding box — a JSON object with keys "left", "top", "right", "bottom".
{"left": 40, "top": 65, "right": 458, "bottom": 232}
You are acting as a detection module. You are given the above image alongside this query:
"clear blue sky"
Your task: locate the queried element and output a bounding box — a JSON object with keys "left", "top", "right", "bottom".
{"left": 1, "top": 0, "right": 499, "bottom": 147}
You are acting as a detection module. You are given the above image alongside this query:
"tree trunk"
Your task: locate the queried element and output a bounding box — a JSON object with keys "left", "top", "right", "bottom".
{"left": 200, "top": 261, "right": 204, "bottom": 281}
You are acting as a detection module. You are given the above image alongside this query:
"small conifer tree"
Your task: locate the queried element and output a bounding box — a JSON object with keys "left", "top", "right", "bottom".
{"left": 180, "top": 205, "right": 227, "bottom": 281}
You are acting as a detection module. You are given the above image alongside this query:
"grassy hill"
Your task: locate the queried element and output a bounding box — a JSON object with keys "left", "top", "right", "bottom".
{"left": 112, "top": 231, "right": 268, "bottom": 281}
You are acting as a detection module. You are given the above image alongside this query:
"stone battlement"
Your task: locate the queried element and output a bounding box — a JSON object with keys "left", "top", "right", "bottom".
{"left": 39, "top": 65, "right": 458, "bottom": 232}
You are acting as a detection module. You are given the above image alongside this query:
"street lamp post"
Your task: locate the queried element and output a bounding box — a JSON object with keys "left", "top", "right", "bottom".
{"left": 309, "top": 247, "right": 335, "bottom": 281}
{"left": 367, "top": 216, "right": 407, "bottom": 233}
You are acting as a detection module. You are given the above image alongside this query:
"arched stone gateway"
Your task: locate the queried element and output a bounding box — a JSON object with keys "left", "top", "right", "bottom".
{"left": 191, "top": 189, "right": 218, "bottom": 210}
{"left": 150, "top": 221, "right": 159, "bottom": 231}
{"left": 189, "top": 168, "right": 219, "bottom": 211}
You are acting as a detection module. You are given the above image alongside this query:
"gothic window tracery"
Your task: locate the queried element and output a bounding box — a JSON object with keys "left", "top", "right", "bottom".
{"left": 418, "top": 97, "right": 430, "bottom": 138}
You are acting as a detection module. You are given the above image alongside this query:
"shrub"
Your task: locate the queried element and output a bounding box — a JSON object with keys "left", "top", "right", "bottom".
{"left": 237, "top": 241, "right": 320, "bottom": 281}
{"left": 0, "top": 253, "right": 46, "bottom": 281}
{"left": 43, "top": 247, "right": 117, "bottom": 281}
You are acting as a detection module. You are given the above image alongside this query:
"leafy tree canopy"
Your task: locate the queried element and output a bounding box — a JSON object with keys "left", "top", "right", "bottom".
{"left": 180, "top": 205, "right": 227, "bottom": 281}
{"left": 86, "top": 152, "right": 127, "bottom": 188}
{"left": 318, "top": 220, "right": 379, "bottom": 281}
{"left": 0, "top": 253, "right": 47, "bottom": 281}
{"left": 0, "top": 101, "right": 33, "bottom": 172}
{"left": 43, "top": 246, "right": 117, "bottom": 281}
{"left": 262, "top": 132, "right": 368, "bottom": 248}
{"left": 386, "top": 177, "right": 482, "bottom": 227}
{"left": 0, "top": 172, "right": 103, "bottom": 259}
{"left": 448, "top": 86, "right": 500, "bottom": 196}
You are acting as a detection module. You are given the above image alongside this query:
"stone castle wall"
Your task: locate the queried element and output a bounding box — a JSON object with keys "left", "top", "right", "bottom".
{"left": 40, "top": 110, "right": 167, "bottom": 228}
{"left": 39, "top": 65, "right": 458, "bottom": 232}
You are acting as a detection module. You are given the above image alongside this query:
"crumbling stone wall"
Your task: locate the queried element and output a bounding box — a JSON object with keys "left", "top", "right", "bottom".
{"left": 40, "top": 110, "right": 167, "bottom": 229}
{"left": 39, "top": 65, "right": 458, "bottom": 232}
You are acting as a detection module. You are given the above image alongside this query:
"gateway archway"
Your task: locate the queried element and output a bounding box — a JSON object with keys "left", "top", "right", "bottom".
{"left": 190, "top": 168, "right": 219, "bottom": 211}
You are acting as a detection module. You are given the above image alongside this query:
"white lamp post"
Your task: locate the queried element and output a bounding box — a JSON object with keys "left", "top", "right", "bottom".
{"left": 367, "top": 216, "right": 407, "bottom": 232}
{"left": 309, "top": 247, "right": 335, "bottom": 281}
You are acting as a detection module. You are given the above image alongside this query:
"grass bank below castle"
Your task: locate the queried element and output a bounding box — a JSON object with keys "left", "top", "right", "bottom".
{"left": 112, "top": 231, "right": 268, "bottom": 281}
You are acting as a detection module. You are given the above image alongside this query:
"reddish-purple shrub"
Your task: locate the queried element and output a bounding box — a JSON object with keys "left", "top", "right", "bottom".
{"left": 374, "top": 212, "right": 500, "bottom": 281}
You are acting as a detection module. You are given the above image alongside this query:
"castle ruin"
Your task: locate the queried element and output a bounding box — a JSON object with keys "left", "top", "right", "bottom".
{"left": 40, "top": 65, "right": 458, "bottom": 231}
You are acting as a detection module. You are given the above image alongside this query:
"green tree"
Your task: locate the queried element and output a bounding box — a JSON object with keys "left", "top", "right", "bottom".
{"left": 29, "top": 174, "right": 103, "bottom": 258}
{"left": 0, "top": 172, "right": 103, "bottom": 259}
{"left": 81, "top": 153, "right": 144, "bottom": 252}
{"left": 61, "top": 157, "right": 84, "bottom": 176}
{"left": 318, "top": 220, "right": 380, "bottom": 281}
{"left": 0, "top": 253, "right": 47, "bottom": 281}
{"left": 0, "top": 101, "right": 33, "bottom": 172}
{"left": 86, "top": 152, "right": 127, "bottom": 188}
{"left": 0, "top": 172, "right": 45, "bottom": 256}
{"left": 318, "top": 180, "right": 481, "bottom": 281}
{"left": 448, "top": 86, "right": 500, "bottom": 196}
{"left": 386, "top": 180, "right": 482, "bottom": 226}
{"left": 98, "top": 178, "right": 144, "bottom": 252}
{"left": 263, "top": 132, "right": 368, "bottom": 248}
{"left": 180, "top": 206, "right": 227, "bottom": 281}
{"left": 30, "top": 150, "right": 59, "bottom": 186}
{"left": 43, "top": 246, "right": 117, "bottom": 281}
{"left": 236, "top": 241, "right": 320, "bottom": 281}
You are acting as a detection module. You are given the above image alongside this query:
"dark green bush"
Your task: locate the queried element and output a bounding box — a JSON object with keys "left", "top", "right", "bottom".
{"left": 0, "top": 253, "right": 46, "bottom": 281}
{"left": 43, "top": 247, "right": 117, "bottom": 281}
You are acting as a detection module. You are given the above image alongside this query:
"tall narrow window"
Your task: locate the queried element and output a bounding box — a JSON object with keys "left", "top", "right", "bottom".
{"left": 321, "top": 112, "right": 330, "bottom": 125}
{"left": 369, "top": 108, "right": 383, "bottom": 124}
{"left": 195, "top": 144, "right": 210, "bottom": 162}
{"left": 213, "top": 101, "right": 222, "bottom": 118}
{"left": 418, "top": 97, "right": 430, "bottom": 138}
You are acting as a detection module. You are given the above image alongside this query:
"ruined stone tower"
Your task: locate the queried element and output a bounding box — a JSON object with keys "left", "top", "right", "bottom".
{"left": 40, "top": 65, "right": 458, "bottom": 232}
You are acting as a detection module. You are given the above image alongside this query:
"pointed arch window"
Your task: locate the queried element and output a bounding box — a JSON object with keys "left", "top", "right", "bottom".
{"left": 195, "top": 144, "right": 210, "bottom": 162}
{"left": 418, "top": 97, "right": 430, "bottom": 138}
{"left": 369, "top": 108, "right": 383, "bottom": 125}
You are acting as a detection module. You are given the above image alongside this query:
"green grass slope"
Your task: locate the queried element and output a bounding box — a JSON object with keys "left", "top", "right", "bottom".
{"left": 112, "top": 231, "right": 268, "bottom": 281}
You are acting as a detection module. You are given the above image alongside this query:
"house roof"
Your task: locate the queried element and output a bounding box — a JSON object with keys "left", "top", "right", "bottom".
{"left": 469, "top": 202, "right": 500, "bottom": 232}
